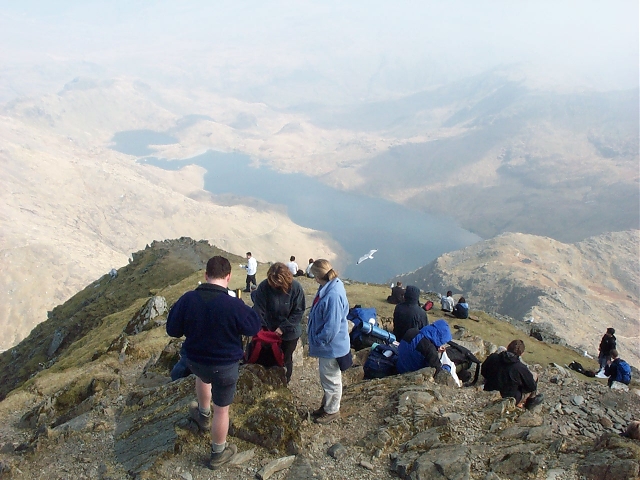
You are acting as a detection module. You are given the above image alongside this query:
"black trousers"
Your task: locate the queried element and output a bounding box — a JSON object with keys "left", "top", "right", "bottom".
{"left": 245, "top": 274, "right": 257, "bottom": 291}
{"left": 281, "top": 337, "right": 299, "bottom": 383}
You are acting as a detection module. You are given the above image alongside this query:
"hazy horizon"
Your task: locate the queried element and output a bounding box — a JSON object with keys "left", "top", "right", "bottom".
{"left": 0, "top": 1, "right": 637, "bottom": 105}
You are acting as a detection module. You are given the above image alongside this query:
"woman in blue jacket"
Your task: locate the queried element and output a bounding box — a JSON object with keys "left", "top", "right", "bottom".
{"left": 307, "top": 259, "right": 350, "bottom": 424}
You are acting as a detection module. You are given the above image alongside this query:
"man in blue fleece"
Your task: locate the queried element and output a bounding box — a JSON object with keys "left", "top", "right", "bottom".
{"left": 167, "top": 256, "right": 261, "bottom": 469}
{"left": 396, "top": 319, "right": 452, "bottom": 374}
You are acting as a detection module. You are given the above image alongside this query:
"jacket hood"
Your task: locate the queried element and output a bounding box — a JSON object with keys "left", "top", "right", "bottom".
{"left": 499, "top": 351, "right": 520, "bottom": 364}
{"left": 419, "top": 319, "right": 452, "bottom": 347}
{"left": 404, "top": 286, "right": 420, "bottom": 303}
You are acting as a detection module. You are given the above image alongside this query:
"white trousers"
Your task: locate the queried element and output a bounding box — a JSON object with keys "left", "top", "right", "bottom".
{"left": 318, "top": 357, "right": 342, "bottom": 414}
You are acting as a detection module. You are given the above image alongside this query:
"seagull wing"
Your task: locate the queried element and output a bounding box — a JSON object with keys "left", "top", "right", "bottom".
{"left": 356, "top": 249, "right": 378, "bottom": 265}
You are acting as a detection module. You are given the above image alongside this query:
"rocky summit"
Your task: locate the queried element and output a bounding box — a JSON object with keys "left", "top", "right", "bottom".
{"left": 0, "top": 239, "right": 638, "bottom": 480}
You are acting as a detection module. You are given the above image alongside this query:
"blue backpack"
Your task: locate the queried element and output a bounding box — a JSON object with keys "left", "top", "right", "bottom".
{"left": 615, "top": 360, "right": 632, "bottom": 384}
{"left": 347, "top": 307, "right": 378, "bottom": 351}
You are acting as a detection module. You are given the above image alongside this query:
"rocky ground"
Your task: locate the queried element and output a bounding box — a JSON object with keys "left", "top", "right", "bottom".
{"left": 0, "top": 319, "right": 639, "bottom": 480}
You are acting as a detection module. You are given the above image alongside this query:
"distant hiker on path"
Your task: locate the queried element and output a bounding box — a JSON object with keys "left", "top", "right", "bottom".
{"left": 387, "top": 281, "right": 405, "bottom": 304}
{"left": 307, "top": 259, "right": 351, "bottom": 425}
{"left": 306, "top": 258, "right": 315, "bottom": 278}
{"left": 604, "top": 349, "right": 632, "bottom": 388}
{"left": 440, "top": 291, "right": 455, "bottom": 312}
{"left": 596, "top": 327, "right": 617, "bottom": 378}
{"left": 452, "top": 296, "right": 469, "bottom": 319}
{"left": 166, "top": 256, "right": 261, "bottom": 469}
{"left": 392, "top": 285, "right": 428, "bottom": 341}
{"left": 252, "top": 262, "right": 305, "bottom": 383}
{"left": 240, "top": 252, "right": 258, "bottom": 292}
{"left": 481, "top": 339, "right": 543, "bottom": 410}
{"left": 396, "top": 319, "right": 452, "bottom": 374}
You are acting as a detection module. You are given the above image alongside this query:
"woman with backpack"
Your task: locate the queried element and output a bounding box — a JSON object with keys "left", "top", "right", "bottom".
{"left": 252, "top": 262, "right": 306, "bottom": 383}
{"left": 307, "top": 259, "right": 351, "bottom": 425}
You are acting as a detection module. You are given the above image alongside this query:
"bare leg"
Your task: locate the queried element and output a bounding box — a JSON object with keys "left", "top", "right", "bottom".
{"left": 195, "top": 376, "right": 212, "bottom": 411}
{"left": 211, "top": 404, "right": 230, "bottom": 445}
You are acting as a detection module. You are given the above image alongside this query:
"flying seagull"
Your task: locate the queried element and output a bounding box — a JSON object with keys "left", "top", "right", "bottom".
{"left": 357, "top": 249, "right": 378, "bottom": 265}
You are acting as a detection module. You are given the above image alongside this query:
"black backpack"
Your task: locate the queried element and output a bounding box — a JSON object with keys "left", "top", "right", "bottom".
{"left": 363, "top": 344, "right": 399, "bottom": 379}
{"left": 445, "top": 341, "right": 481, "bottom": 385}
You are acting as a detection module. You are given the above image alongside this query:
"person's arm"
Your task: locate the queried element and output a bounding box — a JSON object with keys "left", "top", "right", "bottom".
{"left": 416, "top": 338, "right": 441, "bottom": 370}
{"left": 519, "top": 365, "right": 538, "bottom": 393}
{"left": 237, "top": 303, "right": 262, "bottom": 337}
{"left": 278, "top": 283, "right": 305, "bottom": 335}
{"left": 311, "top": 294, "right": 344, "bottom": 346}
{"left": 251, "top": 284, "right": 270, "bottom": 329}
{"left": 166, "top": 296, "right": 186, "bottom": 338}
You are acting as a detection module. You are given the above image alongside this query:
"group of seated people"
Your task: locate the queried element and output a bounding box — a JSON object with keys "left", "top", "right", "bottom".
{"left": 388, "top": 284, "right": 470, "bottom": 319}
{"left": 285, "top": 256, "right": 316, "bottom": 278}
{"left": 389, "top": 284, "right": 542, "bottom": 408}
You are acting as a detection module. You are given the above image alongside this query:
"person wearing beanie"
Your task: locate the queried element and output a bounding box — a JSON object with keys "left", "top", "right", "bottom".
{"left": 392, "top": 285, "right": 428, "bottom": 341}
{"left": 597, "top": 327, "right": 617, "bottom": 377}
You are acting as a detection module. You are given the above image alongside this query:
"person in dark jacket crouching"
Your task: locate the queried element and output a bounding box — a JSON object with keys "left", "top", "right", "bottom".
{"left": 393, "top": 285, "right": 428, "bottom": 341}
{"left": 396, "top": 319, "right": 452, "bottom": 374}
{"left": 167, "top": 256, "right": 261, "bottom": 469}
{"left": 252, "top": 262, "right": 305, "bottom": 383}
{"left": 481, "top": 339, "right": 543, "bottom": 409}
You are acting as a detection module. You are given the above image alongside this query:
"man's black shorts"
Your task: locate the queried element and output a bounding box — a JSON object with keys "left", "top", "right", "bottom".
{"left": 184, "top": 358, "right": 239, "bottom": 407}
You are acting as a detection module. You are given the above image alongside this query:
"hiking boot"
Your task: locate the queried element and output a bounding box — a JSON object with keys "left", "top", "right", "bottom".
{"left": 315, "top": 411, "right": 340, "bottom": 424}
{"left": 208, "top": 444, "right": 237, "bottom": 470}
{"left": 311, "top": 405, "right": 325, "bottom": 418}
{"left": 189, "top": 402, "right": 211, "bottom": 432}
{"left": 525, "top": 394, "right": 544, "bottom": 410}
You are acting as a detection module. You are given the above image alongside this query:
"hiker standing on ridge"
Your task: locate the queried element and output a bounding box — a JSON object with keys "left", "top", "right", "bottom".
{"left": 240, "top": 252, "right": 258, "bottom": 292}
{"left": 166, "top": 256, "right": 261, "bottom": 469}
{"left": 392, "top": 285, "right": 428, "bottom": 341}
{"left": 307, "top": 259, "right": 351, "bottom": 425}
{"left": 596, "top": 327, "right": 617, "bottom": 378}
{"left": 252, "top": 262, "right": 305, "bottom": 383}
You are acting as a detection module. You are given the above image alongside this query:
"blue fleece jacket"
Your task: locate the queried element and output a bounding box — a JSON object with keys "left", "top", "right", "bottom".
{"left": 166, "top": 283, "right": 261, "bottom": 365}
{"left": 307, "top": 278, "right": 350, "bottom": 359}
{"left": 397, "top": 319, "right": 452, "bottom": 374}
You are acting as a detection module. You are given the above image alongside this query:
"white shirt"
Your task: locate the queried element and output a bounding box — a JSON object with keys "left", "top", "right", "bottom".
{"left": 245, "top": 257, "right": 257, "bottom": 275}
{"left": 286, "top": 261, "right": 298, "bottom": 275}
{"left": 441, "top": 295, "right": 455, "bottom": 312}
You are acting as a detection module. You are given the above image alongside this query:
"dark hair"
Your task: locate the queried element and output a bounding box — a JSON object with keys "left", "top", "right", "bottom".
{"left": 397, "top": 281, "right": 402, "bottom": 287}
{"left": 458, "top": 297, "right": 466, "bottom": 304}
{"left": 607, "top": 327, "right": 615, "bottom": 335}
{"left": 290, "top": 255, "right": 296, "bottom": 261}
{"left": 267, "top": 262, "right": 293, "bottom": 292}
{"left": 507, "top": 339, "right": 525, "bottom": 356}
{"left": 246, "top": 252, "right": 252, "bottom": 256}
{"left": 206, "top": 256, "right": 231, "bottom": 279}
{"left": 447, "top": 290, "right": 452, "bottom": 296}
{"left": 610, "top": 349, "right": 619, "bottom": 359}
{"left": 308, "top": 258, "right": 314, "bottom": 264}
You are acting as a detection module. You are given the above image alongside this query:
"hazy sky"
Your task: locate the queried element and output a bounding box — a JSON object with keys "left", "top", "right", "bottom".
{"left": 0, "top": 1, "right": 637, "bottom": 103}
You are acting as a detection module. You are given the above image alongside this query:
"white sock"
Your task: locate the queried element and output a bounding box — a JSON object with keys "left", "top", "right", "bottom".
{"left": 212, "top": 442, "right": 226, "bottom": 454}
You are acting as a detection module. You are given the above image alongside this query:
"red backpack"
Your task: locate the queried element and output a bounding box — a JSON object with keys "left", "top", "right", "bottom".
{"left": 423, "top": 300, "right": 434, "bottom": 311}
{"left": 245, "top": 329, "right": 285, "bottom": 367}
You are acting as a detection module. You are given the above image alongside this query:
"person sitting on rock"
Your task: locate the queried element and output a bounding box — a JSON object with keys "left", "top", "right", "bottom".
{"left": 604, "top": 349, "right": 632, "bottom": 388}
{"left": 452, "top": 296, "right": 469, "bottom": 319}
{"left": 481, "top": 339, "right": 543, "bottom": 409}
{"left": 440, "top": 290, "right": 455, "bottom": 312}
{"left": 392, "top": 285, "right": 428, "bottom": 341}
{"left": 387, "top": 281, "right": 405, "bottom": 304}
{"left": 305, "top": 258, "right": 315, "bottom": 278}
{"left": 596, "top": 327, "right": 616, "bottom": 377}
{"left": 396, "top": 319, "right": 452, "bottom": 374}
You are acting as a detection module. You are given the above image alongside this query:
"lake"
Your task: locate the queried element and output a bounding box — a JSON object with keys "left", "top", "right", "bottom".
{"left": 111, "top": 132, "right": 481, "bottom": 283}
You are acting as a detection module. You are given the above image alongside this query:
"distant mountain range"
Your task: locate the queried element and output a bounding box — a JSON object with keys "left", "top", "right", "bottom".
{"left": 396, "top": 230, "right": 640, "bottom": 368}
